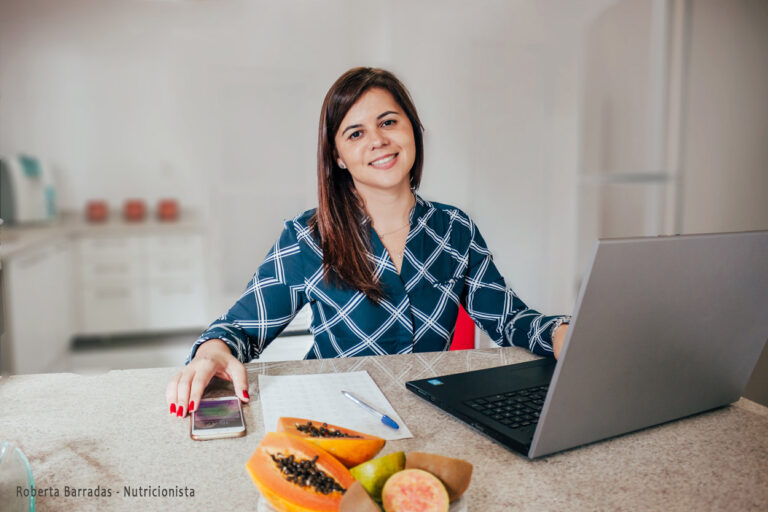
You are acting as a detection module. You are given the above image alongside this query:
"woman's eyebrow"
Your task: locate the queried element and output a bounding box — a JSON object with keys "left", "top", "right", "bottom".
{"left": 341, "top": 111, "right": 399, "bottom": 136}
{"left": 377, "top": 110, "right": 398, "bottom": 120}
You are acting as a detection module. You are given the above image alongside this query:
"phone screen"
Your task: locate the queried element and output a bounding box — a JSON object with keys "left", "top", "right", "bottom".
{"left": 193, "top": 398, "right": 243, "bottom": 430}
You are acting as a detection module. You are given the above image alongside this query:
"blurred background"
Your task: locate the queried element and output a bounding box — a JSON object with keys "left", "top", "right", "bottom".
{"left": 0, "top": 0, "right": 766, "bottom": 402}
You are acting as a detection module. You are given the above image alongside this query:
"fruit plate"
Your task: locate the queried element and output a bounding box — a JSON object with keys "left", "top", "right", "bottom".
{"left": 256, "top": 494, "right": 468, "bottom": 511}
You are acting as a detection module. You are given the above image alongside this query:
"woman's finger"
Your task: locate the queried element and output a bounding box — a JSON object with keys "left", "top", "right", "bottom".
{"left": 175, "top": 368, "right": 194, "bottom": 418}
{"left": 188, "top": 362, "right": 216, "bottom": 414}
{"left": 227, "top": 359, "right": 251, "bottom": 403}
{"left": 165, "top": 372, "right": 182, "bottom": 415}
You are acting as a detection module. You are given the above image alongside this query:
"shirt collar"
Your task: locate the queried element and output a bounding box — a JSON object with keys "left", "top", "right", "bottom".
{"left": 410, "top": 192, "right": 431, "bottom": 226}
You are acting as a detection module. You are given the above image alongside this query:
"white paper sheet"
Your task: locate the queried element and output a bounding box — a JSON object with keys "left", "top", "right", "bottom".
{"left": 257, "top": 370, "right": 412, "bottom": 440}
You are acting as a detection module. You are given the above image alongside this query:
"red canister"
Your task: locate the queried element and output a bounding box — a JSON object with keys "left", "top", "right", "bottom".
{"left": 86, "top": 200, "right": 109, "bottom": 223}
{"left": 157, "top": 198, "right": 179, "bottom": 221}
{"left": 123, "top": 199, "right": 146, "bottom": 222}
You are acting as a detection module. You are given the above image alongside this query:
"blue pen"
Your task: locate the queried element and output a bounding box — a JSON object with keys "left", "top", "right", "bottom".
{"left": 341, "top": 390, "right": 400, "bottom": 430}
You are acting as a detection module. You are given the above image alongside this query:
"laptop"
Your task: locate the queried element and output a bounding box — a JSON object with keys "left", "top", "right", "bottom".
{"left": 406, "top": 231, "right": 768, "bottom": 459}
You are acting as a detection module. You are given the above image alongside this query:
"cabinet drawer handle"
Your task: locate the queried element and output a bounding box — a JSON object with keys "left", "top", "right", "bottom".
{"left": 157, "top": 285, "right": 192, "bottom": 294}
{"left": 89, "top": 239, "right": 129, "bottom": 249}
{"left": 94, "top": 288, "right": 130, "bottom": 299}
{"left": 155, "top": 260, "right": 192, "bottom": 272}
{"left": 93, "top": 262, "right": 131, "bottom": 274}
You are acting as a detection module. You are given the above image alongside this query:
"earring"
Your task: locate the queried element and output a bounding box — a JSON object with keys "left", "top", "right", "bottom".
{"left": 337, "top": 160, "right": 346, "bottom": 169}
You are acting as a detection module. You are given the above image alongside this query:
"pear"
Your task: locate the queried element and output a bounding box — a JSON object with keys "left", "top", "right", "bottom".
{"left": 349, "top": 451, "right": 406, "bottom": 502}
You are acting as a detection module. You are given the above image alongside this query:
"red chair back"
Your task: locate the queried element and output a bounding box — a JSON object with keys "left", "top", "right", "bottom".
{"left": 450, "top": 305, "right": 475, "bottom": 350}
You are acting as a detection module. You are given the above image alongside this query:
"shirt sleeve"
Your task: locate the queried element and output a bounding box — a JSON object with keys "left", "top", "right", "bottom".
{"left": 186, "top": 220, "right": 308, "bottom": 364}
{"left": 460, "top": 217, "right": 570, "bottom": 357}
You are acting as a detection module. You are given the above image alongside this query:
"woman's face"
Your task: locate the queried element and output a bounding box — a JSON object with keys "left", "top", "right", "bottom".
{"left": 334, "top": 87, "right": 416, "bottom": 196}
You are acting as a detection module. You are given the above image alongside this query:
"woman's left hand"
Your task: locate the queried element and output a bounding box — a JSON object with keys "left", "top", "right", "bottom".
{"left": 552, "top": 324, "right": 569, "bottom": 360}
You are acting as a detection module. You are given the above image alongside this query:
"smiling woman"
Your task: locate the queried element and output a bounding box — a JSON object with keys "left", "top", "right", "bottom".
{"left": 165, "top": 67, "right": 570, "bottom": 419}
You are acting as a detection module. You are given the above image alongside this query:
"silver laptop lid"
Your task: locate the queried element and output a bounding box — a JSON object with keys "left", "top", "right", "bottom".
{"left": 530, "top": 231, "right": 768, "bottom": 458}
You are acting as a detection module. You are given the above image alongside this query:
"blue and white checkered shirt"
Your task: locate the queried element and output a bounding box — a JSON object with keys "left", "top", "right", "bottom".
{"left": 187, "top": 195, "right": 569, "bottom": 364}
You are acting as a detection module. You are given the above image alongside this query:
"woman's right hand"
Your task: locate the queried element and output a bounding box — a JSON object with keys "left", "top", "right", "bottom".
{"left": 165, "top": 339, "right": 250, "bottom": 418}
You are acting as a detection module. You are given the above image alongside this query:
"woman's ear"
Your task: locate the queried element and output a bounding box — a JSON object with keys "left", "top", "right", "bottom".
{"left": 332, "top": 148, "right": 346, "bottom": 169}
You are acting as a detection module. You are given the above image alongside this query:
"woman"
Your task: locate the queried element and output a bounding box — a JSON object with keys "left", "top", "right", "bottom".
{"left": 166, "top": 67, "right": 570, "bottom": 418}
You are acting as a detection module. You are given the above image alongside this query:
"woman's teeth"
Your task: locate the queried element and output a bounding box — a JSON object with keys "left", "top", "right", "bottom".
{"left": 371, "top": 154, "right": 396, "bottom": 166}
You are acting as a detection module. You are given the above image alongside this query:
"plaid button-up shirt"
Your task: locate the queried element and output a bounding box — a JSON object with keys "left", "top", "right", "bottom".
{"left": 187, "top": 195, "right": 569, "bottom": 364}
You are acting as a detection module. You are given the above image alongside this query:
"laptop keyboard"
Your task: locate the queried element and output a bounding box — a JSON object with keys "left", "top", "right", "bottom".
{"left": 464, "top": 385, "right": 549, "bottom": 430}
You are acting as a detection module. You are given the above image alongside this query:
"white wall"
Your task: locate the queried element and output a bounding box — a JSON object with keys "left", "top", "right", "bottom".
{"left": 0, "top": 0, "right": 616, "bottom": 318}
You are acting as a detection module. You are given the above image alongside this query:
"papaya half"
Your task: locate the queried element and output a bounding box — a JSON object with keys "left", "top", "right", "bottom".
{"left": 246, "top": 432, "right": 355, "bottom": 512}
{"left": 277, "top": 417, "right": 386, "bottom": 468}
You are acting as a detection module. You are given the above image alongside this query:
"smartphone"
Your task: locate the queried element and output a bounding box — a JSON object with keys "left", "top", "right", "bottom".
{"left": 190, "top": 396, "right": 246, "bottom": 440}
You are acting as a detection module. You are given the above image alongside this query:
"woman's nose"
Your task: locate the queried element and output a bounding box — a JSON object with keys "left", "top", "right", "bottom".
{"left": 369, "top": 129, "right": 389, "bottom": 150}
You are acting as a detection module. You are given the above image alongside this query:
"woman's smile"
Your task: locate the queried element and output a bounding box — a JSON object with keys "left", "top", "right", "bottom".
{"left": 369, "top": 152, "right": 399, "bottom": 169}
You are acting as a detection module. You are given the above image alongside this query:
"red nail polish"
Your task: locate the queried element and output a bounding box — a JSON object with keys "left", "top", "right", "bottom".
{"left": 177, "top": 406, "right": 184, "bottom": 417}
{"left": 189, "top": 401, "right": 195, "bottom": 412}
{"left": 170, "top": 403, "right": 176, "bottom": 414}
{"left": 243, "top": 390, "right": 250, "bottom": 399}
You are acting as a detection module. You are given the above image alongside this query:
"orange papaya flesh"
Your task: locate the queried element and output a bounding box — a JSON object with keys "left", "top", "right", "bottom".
{"left": 277, "top": 417, "right": 386, "bottom": 468}
{"left": 246, "top": 432, "right": 355, "bottom": 512}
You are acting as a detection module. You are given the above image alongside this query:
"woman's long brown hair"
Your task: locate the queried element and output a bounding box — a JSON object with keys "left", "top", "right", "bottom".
{"left": 310, "top": 67, "right": 424, "bottom": 302}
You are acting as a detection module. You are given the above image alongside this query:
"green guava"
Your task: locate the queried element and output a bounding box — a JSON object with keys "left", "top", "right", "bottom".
{"left": 350, "top": 451, "right": 406, "bottom": 502}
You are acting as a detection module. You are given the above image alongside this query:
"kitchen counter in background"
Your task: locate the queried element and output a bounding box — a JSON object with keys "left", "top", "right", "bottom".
{"left": 1, "top": 346, "right": 767, "bottom": 511}
{"left": 0, "top": 210, "right": 204, "bottom": 260}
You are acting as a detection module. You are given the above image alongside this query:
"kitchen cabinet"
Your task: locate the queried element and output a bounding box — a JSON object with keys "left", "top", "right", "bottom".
{"left": 146, "top": 233, "right": 207, "bottom": 330}
{"left": 77, "top": 235, "right": 145, "bottom": 333}
{"left": 577, "top": 0, "right": 768, "bottom": 405}
{"left": 3, "top": 239, "right": 74, "bottom": 374}
{"left": 0, "top": 213, "right": 211, "bottom": 373}
{"left": 77, "top": 233, "right": 208, "bottom": 335}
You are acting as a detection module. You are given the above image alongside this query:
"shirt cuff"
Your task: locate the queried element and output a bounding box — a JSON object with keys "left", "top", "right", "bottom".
{"left": 530, "top": 314, "right": 570, "bottom": 358}
{"left": 549, "top": 315, "right": 571, "bottom": 337}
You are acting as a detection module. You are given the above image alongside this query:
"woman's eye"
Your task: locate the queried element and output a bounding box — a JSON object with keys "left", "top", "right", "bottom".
{"left": 382, "top": 119, "right": 396, "bottom": 127}
{"left": 349, "top": 130, "right": 362, "bottom": 140}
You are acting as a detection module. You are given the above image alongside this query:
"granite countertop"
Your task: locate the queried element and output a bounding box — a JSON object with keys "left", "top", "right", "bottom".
{"left": 1, "top": 347, "right": 767, "bottom": 511}
{"left": 0, "top": 210, "right": 204, "bottom": 260}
